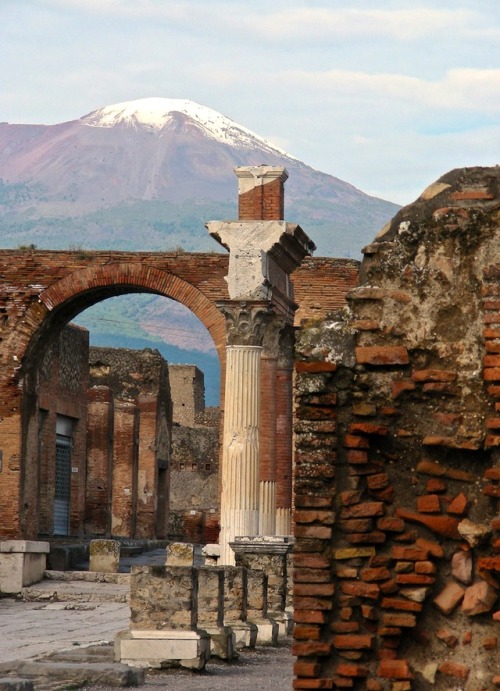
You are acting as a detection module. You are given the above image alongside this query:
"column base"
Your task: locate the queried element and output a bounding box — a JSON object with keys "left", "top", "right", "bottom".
{"left": 114, "top": 629, "right": 211, "bottom": 670}
{"left": 249, "top": 617, "right": 279, "bottom": 646}
{"left": 224, "top": 621, "right": 258, "bottom": 650}
{"left": 202, "top": 626, "right": 238, "bottom": 660}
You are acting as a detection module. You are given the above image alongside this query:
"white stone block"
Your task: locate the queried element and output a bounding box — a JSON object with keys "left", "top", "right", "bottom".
{"left": 115, "top": 629, "right": 211, "bottom": 670}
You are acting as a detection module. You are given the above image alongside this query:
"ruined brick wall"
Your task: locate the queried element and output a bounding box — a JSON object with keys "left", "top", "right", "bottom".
{"left": 168, "top": 364, "right": 205, "bottom": 427}
{"left": 87, "top": 346, "right": 172, "bottom": 539}
{"left": 293, "top": 167, "right": 500, "bottom": 690}
{"left": 37, "top": 325, "right": 89, "bottom": 536}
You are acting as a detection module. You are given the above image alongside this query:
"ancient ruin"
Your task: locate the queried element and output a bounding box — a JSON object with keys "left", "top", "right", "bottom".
{"left": 0, "top": 164, "right": 498, "bottom": 688}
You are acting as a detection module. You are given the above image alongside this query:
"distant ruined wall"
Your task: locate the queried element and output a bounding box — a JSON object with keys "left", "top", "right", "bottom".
{"left": 87, "top": 346, "right": 173, "bottom": 539}
{"left": 293, "top": 167, "right": 500, "bottom": 690}
{"left": 168, "top": 364, "right": 205, "bottom": 427}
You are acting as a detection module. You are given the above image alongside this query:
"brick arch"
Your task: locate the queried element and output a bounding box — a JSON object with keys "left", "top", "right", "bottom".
{"left": 38, "top": 262, "right": 226, "bottom": 359}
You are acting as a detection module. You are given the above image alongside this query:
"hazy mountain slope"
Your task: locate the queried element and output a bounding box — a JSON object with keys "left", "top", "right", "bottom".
{"left": 0, "top": 98, "right": 399, "bottom": 257}
{"left": 0, "top": 98, "right": 400, "bottom": 403}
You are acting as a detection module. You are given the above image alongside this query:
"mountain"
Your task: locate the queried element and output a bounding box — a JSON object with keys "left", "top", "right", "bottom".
{"left": 0, "top": 98, "right": 400, "bottom": 404}
{"left": 0, "top": 98, "right": 399, "bottom": 256}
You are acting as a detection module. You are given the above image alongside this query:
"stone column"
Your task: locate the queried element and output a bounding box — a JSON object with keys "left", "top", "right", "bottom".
{"left": 218, "top": 301, "right": 272, "bottom": 565}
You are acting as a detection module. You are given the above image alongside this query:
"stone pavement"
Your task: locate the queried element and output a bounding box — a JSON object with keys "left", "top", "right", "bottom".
{"left": 0, "top": 547, "right": 293, "bottom": 690}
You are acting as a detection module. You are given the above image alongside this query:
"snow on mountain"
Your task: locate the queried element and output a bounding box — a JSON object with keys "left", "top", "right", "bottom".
{"left": 81, "top": 97, "right": 293, "bottom": 158}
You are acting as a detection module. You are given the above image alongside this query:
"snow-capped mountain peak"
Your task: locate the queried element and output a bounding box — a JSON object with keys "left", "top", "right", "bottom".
{"left": 80, "top": 97, "right": 290, "bottom": 156}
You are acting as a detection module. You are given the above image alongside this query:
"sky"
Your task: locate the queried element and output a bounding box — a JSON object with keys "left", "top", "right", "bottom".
{"left": 1, "top": 0, "right": 500, "bottom": 205}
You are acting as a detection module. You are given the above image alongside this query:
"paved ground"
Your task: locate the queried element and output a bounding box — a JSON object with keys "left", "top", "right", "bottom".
{"left": 81, "top": 643, "right": 293, "bottom": 690}
{"left": 0, "top": 547, "right": 293, "bottom": 690}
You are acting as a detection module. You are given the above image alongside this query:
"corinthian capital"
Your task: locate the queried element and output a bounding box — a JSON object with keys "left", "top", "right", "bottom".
{"left": 218, "top": 300, "right": 275, "bottom": 347}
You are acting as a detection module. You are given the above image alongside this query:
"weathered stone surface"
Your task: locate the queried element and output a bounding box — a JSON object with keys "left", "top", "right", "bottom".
{"left": 451, "top": 549, "right": 473, "bottom": 584}
{"left": 458, "top": 518, "right": 491, "bottom": 547}
{"left": 462, "top": 581, "right": 498, "bottom": 615}
{"left": 89, "top": 540, "right": 120, "bottom": 574}
{"left": 433, "top": 581, "right": 465, "bottom": 615}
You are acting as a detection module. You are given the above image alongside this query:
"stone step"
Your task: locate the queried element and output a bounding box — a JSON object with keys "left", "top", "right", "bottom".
{"left": 20, "top": 580, "right": 129, "bottom": 604}
{"left": 15, "top": 661, "right": 144, "bottom": 689}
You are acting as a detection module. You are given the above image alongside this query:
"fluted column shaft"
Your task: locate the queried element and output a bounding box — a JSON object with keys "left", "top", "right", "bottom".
{"left": 219, "top": 344, "right": 261, "bottom": 565}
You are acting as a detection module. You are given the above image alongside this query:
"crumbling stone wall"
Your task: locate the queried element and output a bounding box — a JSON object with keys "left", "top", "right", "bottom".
{"left": 168, "top": 364, "right": 205, "bottom": 427}
{"left": 293, "top": 167, "right": 500, "bottom": 690}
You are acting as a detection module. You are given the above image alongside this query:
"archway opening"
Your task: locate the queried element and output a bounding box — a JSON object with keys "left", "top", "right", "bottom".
{"left": 19, "top": 278, "right": 224, "bottom": 544}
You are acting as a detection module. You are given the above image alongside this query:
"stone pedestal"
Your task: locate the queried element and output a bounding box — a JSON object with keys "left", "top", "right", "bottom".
{"left": 0, "top": 540, "right": 49, "bottom": 593}
{"left": 222, "top": 565, "right": 257, "bottom": 649}
{"left": 89, "top": 539, "right": 120, "bottom": 573}
{"left": 115, "top": 629, "right": 211, "bottom": 670}
{"left": 116, "top": 564, "right": 211, "bottom": 670}
{"left": 246, "top": 568, "right": 279, "bottom": 646}
{"left": 197, "top": 567, "right": 237, "bottom": 660}
{"left": 231, "top": 536, "right": 294, "bottom": 636}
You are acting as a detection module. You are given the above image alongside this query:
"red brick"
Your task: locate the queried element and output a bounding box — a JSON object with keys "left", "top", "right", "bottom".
{"left": 415, "top": 561, "right": 436, "bottom": 574}
{"left": 295, "top": 525, "right": 332, "bottom": 540}
{"left": 340, "top": 490, "right": 363, "bottom": 506}
{"left": 377, "top": 517, "right": 405, "bottom": 532}
{"left": 377, "top": 659, "right": 411, "bottom": 679}
{"left": 341, "top": 581, "right": 380, "bottom": 600}
{"left": 344, "top": 435, "right": 369, "bottom": 449}
{"left": 433, "top": 580, "right": 466, "bottom": 615}
{"left": 330, "top": 621, "right": 360, "bottom": 633}
{"left": 295, "top": 361, "right": 337, "bottom": 373}
{"left": 294, "top": 554, "right": 330, "bottom": 569}
{"left": 438, "top": 661, "right": 470, "bottom": 680}
{"left": 294, "top": 510, "right": 336, "bottom": 525}
{"left": 294, "top": 597, "right": 333, "bottom": 611}
{"left": 355, "top": 346, "right": 409, "bottom": 365}
{"left": 484, "top": 467, "right": 500, "bottom": 480}
{"left": 415, "top": 537, "right": 444, "bottom": 558}
{"left": 332, "top": 635, "right": 374, "bottom": 650}
{"left": 381, "top": 598, "right": 422, "bottom": 612}
{"left": 412, "top": 369, "right": 456, "bottom": 382}
{"left": 294, "top": 610, "right": 328, "bottom": 624}
{"left": 392, "top": 545, "right": 429, "bottom": 561}
{"left": 350, "top": 423, "right": 388, "bottom": 436}
{"left": 395, "top": 573, "right": 435, "bottom": 585}
{"left": 295, "top": 583, "right": 335, "bottom": 597}
{"left": 367, "top": 473, "right": 390, "bottom": 490}
{"left": 396, "top": 508, "right": 461, "bottom": 539}
{"left": 294, "top": 625, "right": 322, "bottom": 640}
{"left": 335, "top": 663, "right": 368, "bottom": 677}
{"left": 292, "top": 680, "right": 334, "bottom": 689}
{"left": 292, "top": 642, "right": 332, "bottom": 657}
{"left": 426, "top": 478, "right": 447, "bottom": 493}
{"left": 346, "top": 449, "right": 369, "bottom": 464}
{"left": 416, "top": 494, "right": 441, "bottom": 513}
{"left": 294, "top": 661, "right": 321, "bottom": 678}
{"left": 360, "top": 567, "right": 390, "bottom": 582}
{"left": 340, "top": 502, "right": 384, "bottom": 519}
{"left": 477, "top": 556, "right": 500, "bottom": 571}
{"left": 295, "top": 568, "right": 332, "bottom": 584}
{"left": 339, "top": 518, "right": 374, "bottom": 532}
{"left": 381, "top": 612, "right": 416, "bottom": 628}
{"left": 391, "top": 380, "right": 416, "bottom": 398}
{"left": 345, "top": 531, "right": 386, "bottom": 545}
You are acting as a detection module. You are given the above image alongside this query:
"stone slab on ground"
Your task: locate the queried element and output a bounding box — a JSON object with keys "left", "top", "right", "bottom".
{"left": 0, "top": 679, "right": 34, "bottom": 691}
{"left": 16, "top": 660, "right": 144, "bottom": 688}
{"left": 80, "top": 640, "right": 293, "bottom": 691}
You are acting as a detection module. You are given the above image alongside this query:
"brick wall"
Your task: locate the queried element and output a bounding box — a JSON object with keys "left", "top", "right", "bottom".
{"left": 292, "top": 167, "right": 500, "bottom": 689}
{"left": 88, "top": 346, "right": 172, "bottom": 539}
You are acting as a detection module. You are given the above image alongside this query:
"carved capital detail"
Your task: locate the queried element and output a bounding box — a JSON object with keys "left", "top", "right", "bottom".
{"left": 218, "top": 300, "right": 275, "bottom": 347}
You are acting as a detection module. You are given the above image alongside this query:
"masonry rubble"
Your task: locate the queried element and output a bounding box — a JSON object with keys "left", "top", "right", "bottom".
{"left": 114, "top": 541, "right": 288, "bottom": 671}
{"left": 292, "top": 166, "right": 500, "bottom": 690}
